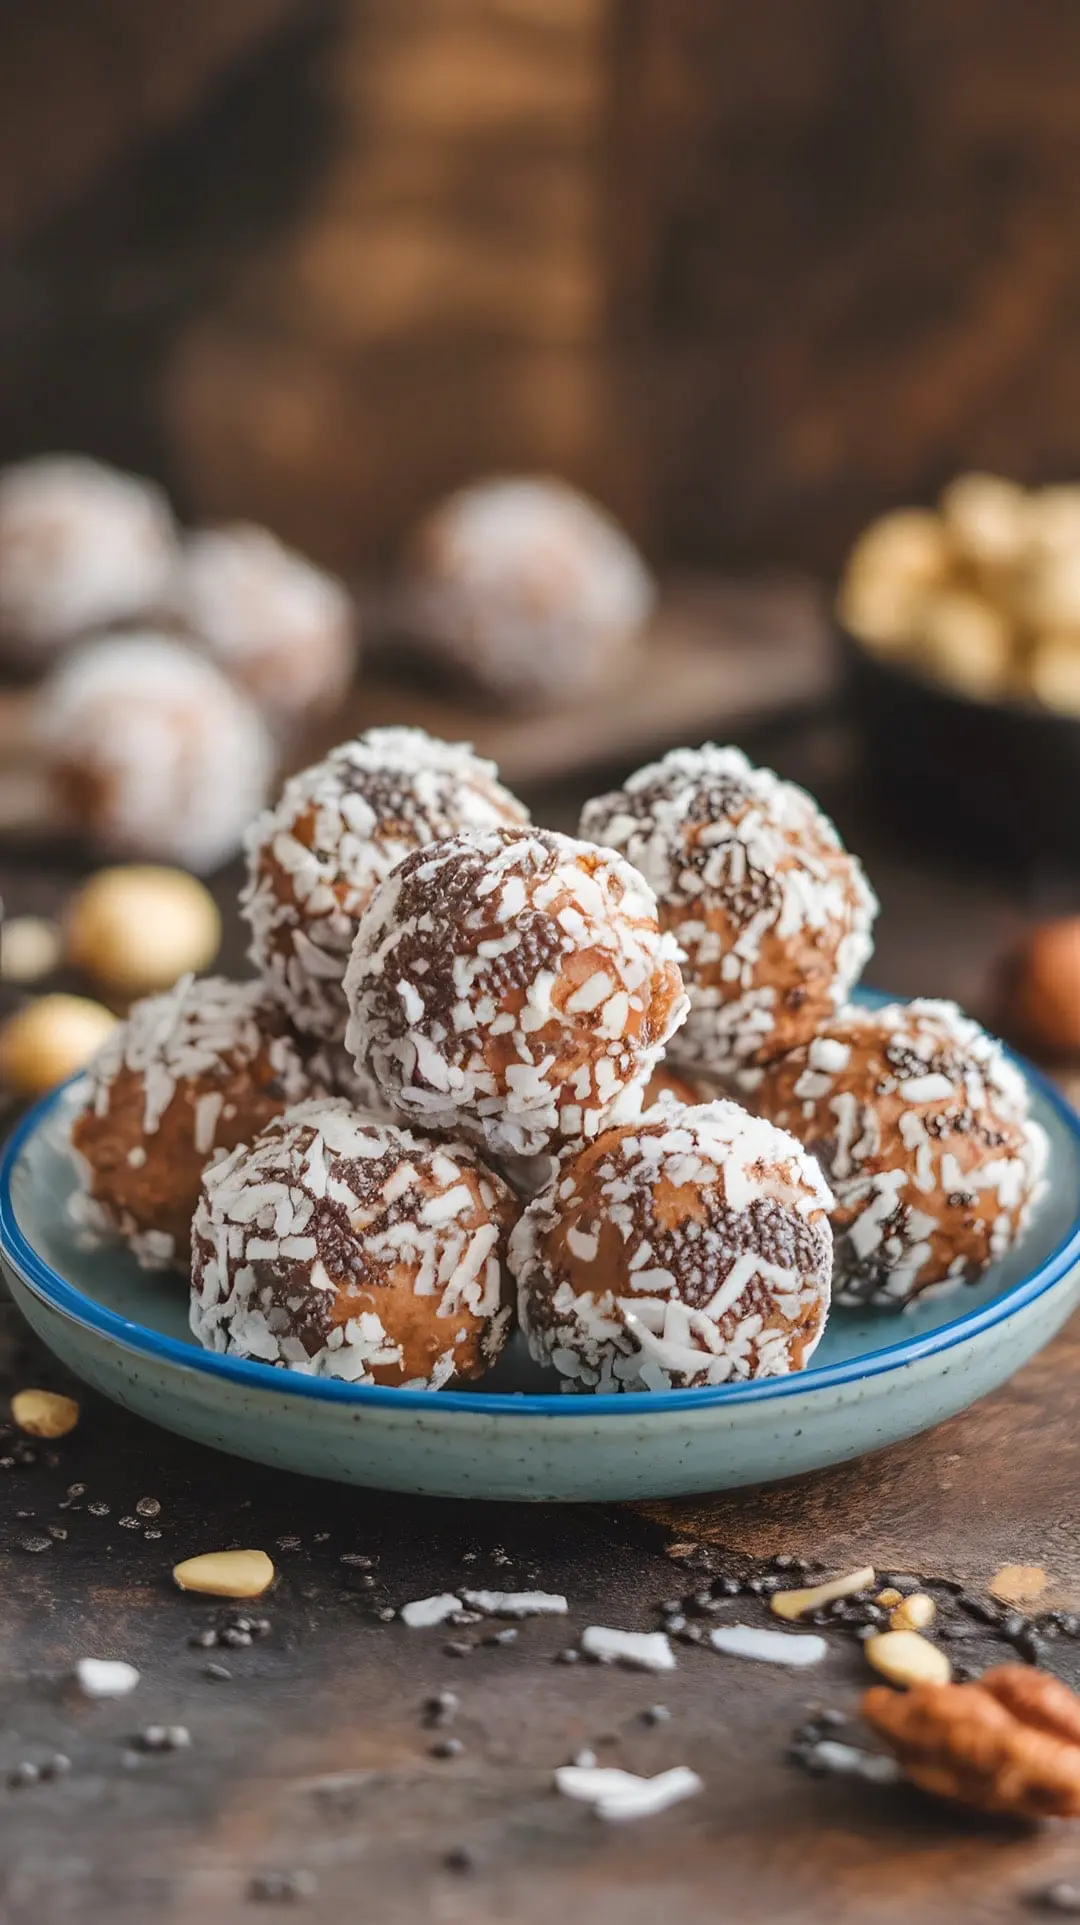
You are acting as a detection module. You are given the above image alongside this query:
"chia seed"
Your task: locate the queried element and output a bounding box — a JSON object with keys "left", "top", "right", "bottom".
{"left": 430, "top": 1738, "right": 464, "bottom": 1760}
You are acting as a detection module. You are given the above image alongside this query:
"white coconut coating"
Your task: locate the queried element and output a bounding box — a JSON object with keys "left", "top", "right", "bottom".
{"left": 190, "top": 1099, "right": 517, "bottom": 1387}
{"left": 242, "top": 727, "right": 528, "bottom": 1044}
{"left": 344, "top": 825, "right": 689, "bottom": 1160}
{"left": 509, "top": 1099, "right": 834, "bottom": 1393}
{"left": 177, "top": 523, "right": 358, "bottom": 732}
{"left": 38, "top": 633, "right": 276, "bottom": 872}
{"left": 581, "top": 745, "right": 878, "bottom": 1076}
{"left": 403, "top": 476, "right": 655, "bottom": 703}
{"left": 0, "top": 455, "right": 176, "bottom": 659}
{"left": 69, "top": 975, "right": 320, "bottom": 1270}
{"left": 742, "top": 999, "right": 1049, "bottom": 1306}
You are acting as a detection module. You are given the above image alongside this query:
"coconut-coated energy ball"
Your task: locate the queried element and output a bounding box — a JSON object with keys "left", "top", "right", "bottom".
{"left": 402, "top": 475, "right": 655, "bottom": 704}
{"left": 344, "top": 825, "right": 689, "bottom": 1160}
{"left": 741, "top": 999, "right": 1048, "bottom": 1307}
{"left": 37, "top": 633, "right": 276, "bottom": 872}
{"left": 177, "top": 523, "right": 358, "bottom": 734}
{"left": 242, "top": 727, "right": 528, "bottom": 1045}
{"left": 509, "top": 1099, "right": 834, "bottom": 1392}
{"left": 69, "top": 975, "right": 323, "bottom": 1271}
{"left": 0, "top": 454, "right": 176, "bottom": 664}
{"left": 581, "top": 745, "right": 878, "bottom": 1077}
{"left": 190, "top": 1100, "right": 516, "bottom": 1386}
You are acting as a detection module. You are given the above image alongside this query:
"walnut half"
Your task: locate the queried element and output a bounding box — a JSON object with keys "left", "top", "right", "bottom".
{"left": 861, "top": 1665, "right": 1080, "bottom": 1819}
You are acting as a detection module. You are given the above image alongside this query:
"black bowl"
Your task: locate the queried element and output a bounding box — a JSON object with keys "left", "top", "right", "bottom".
{"left": 840, "top": 627, "right": 1080, "bottom": 870}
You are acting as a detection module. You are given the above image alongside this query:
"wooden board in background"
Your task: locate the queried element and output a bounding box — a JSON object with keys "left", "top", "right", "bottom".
{"left": 317, "top": 574, "right": 835, "bottom": 788}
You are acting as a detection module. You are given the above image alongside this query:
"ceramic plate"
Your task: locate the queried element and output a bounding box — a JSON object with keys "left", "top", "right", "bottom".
{"left": 2, "top": 1011, "right": 1079, "bottom": 1502}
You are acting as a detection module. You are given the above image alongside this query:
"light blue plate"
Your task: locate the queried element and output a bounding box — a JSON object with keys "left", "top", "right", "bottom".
{"left": 2, "top": 1020, "right": 1079, "bottom": 1502}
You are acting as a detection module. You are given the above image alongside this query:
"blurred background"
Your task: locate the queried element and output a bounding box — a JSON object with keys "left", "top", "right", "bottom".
{"left": 9, "top": 1, "right": 1080, "bottom": 568}
{"left": 2, "top": 0, "right": 1080, "bottom": 1091}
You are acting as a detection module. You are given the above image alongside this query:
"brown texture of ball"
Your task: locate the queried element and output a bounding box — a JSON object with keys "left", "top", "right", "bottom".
{"left": 69, "top": 975, "right": 321, "bottom": 1271}
{"left": 242, "top": 726, "right": 528, "bottom": 1044}
{"left": 344, "top": 825, "right": 689, "bottom": 1160}
{"left": 581, "top": 745, "right": 877, "bottom": 1077}
{"left": 190, "top": 1101, "right": 517, "bottom": 1387}
{"left": 510, "top": 1099, "right": 833, "bottom": 1392}
{"left": 741, "top": 999, "right": 1048, "bottom": 1307}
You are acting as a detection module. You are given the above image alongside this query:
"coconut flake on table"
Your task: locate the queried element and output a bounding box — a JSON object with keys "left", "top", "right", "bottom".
{"left": 555, "top": 1764, "right": 702, "bottom": 1822}
{"left": 708, "top": 1624, "right": 827, "bottom": 1667}
{"left": 580, "top": 1627, "right": 676, "bottom": 1672}
{"left": 802, "top": 1741, "right": 900, "bottom": 1784}
{"left": 460, "top": 1590, "right": 568, "bottom": 1619}
{"left": 74, "top": 1657, "right": 141, "bottom": 1698}
{"left": 399, "top": 1594, "right": 463, "bottom": 1629}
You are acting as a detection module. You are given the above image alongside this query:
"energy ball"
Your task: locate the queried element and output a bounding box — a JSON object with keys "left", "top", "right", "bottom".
{"left": 0, "top": 454, "right": 176, "bottom": 663}
{"left": 69, "top": 975, "right": 321, "bottom": 1271}
{"left": 742, "top": 999, "right": 1048, "bottom": 1308}
{"left": 190, "top": 1100, "right": 516, "bottom": 1387}
{"left": 581, "top": 745, "right": 877, "bottom": 1077}
{"left": 37, "top": 634, "right": 276, "bottom": 872}
{"left": 402, "top": 475, "right": 655, "bottom": 704}
{"left": 509, "top": 1099, "right": 833, "bottom": 1392}
{"left": 344, "top": 825, "right": 689, "bottom": 1159}
{"left": 177, "top": 523, "right": 358, "bottom": 734}
{"left": 242, "top": 727, "right": 528, "bottom": 1044}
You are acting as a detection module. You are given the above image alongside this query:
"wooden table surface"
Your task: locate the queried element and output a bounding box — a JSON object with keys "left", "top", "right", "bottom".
{"left": 2, "top": 718, "right": 1080, "bottom": 1925}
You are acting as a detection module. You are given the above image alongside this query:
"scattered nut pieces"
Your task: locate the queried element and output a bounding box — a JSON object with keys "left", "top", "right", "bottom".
{"left": 172, "top": 1549, "right": 274, "bottom": 1599}
{"left": 989, "top": 1564, "right": 1048, "bottom": 1607}
{"left": 875, "top": 1588, "right": 903, "bottom": 1609}
{"left": 864, "top": 1630, "right": 952, "bottom": 1689}
{"left": 889, "top": 1594, "right": 936, "bottom": 1634}
{"left": 771, "top": 1566, "right": 875, "bottom": 1621}
{"left": 65, "top": 865, "right": 221, "bottom": 997}
{"left": 862, "top": 1665, "right": 1080, "bottom": 1818}
{"left": 11, "top": 1389, "right": 80, "bottom": 1438}
{"left": 0, "top": 916, "right": 63, "bottom": 986}
{"left": 0, "top": 993, "right": 117, "bottom": 1096}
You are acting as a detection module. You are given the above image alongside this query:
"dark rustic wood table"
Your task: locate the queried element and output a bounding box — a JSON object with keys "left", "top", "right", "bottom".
{"left": 2, "top": 718, "right": 1080, "bottom": 1925}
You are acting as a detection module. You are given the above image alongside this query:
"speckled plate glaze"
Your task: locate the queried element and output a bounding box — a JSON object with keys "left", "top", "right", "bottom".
{"left": 2, "top": 1009, "right": 1079, "bottom": 1502}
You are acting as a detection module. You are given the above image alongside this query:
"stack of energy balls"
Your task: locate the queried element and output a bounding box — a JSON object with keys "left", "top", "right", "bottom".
{"left": 66, "top": 730, "right": 1048, "bottom": 1395}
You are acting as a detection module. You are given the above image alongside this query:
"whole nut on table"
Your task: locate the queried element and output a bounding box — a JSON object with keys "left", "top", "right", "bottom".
{"left": 999, "top": 916, "right": 1080, "bottom": 1056}
{"left": 862, "top": 1665, "right": 1080, "bottom": 1819}
{"left": 65, "top": 865, "right": 221, "bottom": 997}
{"left": 0, "top": 993, "right": 117, "bottom": 1097}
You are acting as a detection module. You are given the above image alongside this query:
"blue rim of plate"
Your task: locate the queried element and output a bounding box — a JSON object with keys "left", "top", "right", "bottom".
{"left": 1, "top": 1046, "right": 1079, "bottom": 1420}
